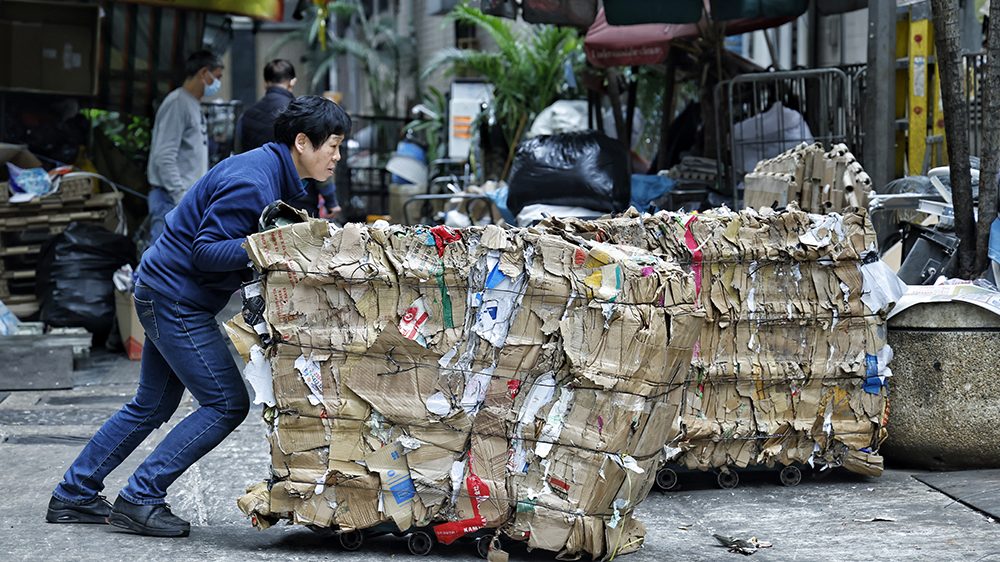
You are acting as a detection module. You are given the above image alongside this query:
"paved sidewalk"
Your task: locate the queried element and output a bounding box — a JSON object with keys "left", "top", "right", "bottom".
{"left": 2, "top": 348, "right": 998, "bottom": 562}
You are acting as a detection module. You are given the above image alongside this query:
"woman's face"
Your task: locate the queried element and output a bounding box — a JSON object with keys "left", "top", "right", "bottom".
{"left": 297, "top": 133, "right": 344, "bottom": 181}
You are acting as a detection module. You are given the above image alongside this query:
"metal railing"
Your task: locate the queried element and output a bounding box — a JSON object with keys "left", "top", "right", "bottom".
{"left": 335, "top": 115, "right": 410, "bottom": 222}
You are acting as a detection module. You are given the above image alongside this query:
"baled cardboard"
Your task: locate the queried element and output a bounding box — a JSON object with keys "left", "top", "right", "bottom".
{"left": 535, "top": 203, "right": 897, "bottom": 479}
{"left": 236, "top": 217, "right": 700, "bottom": 558}
{"left": 364, "top": 442, "right": 416, "bottom": 531}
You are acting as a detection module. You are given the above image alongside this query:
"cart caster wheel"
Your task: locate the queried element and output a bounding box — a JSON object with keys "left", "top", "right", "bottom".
{"left": 339, "top": 529, "right": 363, "bottom": 551}
{"left": 717, "top": 469, "right": 739, "bottom": 489}
{"left": 408, "top": 530, "right": 434, "bottom": 556}
{"left": 779, "top": 465, "right": 802, "bottom": 487}
{"left": 476, "top": 535, "right": 494, "bottom": 559}
{"left": 654, "top": 467, "right": 679, "bottom": 491}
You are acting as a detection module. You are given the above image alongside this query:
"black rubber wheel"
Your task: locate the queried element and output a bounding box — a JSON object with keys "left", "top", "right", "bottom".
{"left": 408, "top": 530, "right": 434, "bottom": 556}
{"left": 476, "top": 535, "right": 493, "bottom": 559}
{"left": 779, "top": 465, "right": 803, "bottom": 487}
{"left": 717, "top": 469, "right": 739, "bottom": 489}
{"left": 339, "top": 529, "right": 363, "bottom": 551}
{"left": 654, "top": 467, "right": 679, "bottom": 491}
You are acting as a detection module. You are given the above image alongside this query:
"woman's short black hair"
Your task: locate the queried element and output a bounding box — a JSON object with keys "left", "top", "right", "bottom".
{"left": 274, "top": 95, "right": 352, "bottom": 148}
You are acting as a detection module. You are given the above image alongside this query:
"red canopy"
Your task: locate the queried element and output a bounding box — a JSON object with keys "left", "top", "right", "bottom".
{"left": 584, "top": 6, "right": 794, "bottom": 67}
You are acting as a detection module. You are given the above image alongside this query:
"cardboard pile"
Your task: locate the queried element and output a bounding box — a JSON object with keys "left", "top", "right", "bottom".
{"left": 533, "top": 203, "right": 903, "bottom": 478}
{"left": 231, "top": 219, "right": 703, "bottom": 558}
{"left": 743, "top": 143, "right": 873, "bottom": 214}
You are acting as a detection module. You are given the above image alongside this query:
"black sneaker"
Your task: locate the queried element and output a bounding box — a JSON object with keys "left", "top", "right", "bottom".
{"left": 107, "top": 496, "right": 190, "bottom": 537}
{"left": 46, "top": 495, "right": 112, "bottom": 524}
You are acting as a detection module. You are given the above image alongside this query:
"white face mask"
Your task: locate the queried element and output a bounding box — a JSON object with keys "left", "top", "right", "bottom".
{"left": 203, "top": 74, "right": 222, "bottom": 98}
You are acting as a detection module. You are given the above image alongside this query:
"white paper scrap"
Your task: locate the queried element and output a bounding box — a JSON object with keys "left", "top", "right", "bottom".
{"left": 294, "top": 354, "right": 324, "bottom": 405}
{"left": 860, "top": 256, "right": 907, "bottom": 314}
{"left": 243, "top": 345, "right": 275, "bottom": 407}
{"left": 425, "top": 391, "right": 452, "bottom": 416}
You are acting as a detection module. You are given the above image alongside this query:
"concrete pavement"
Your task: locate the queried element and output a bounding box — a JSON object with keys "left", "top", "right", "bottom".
{"left": 2, "top": 347, "right": 998, "bottom": 562}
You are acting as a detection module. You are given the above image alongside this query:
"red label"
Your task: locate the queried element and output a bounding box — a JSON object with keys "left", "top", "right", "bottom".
{"left": 549, "top": 477, "right": 570, "bottom": 492}
{"left": 433, "top": 475, "right": 491, "bottom": 544}
{"left": 507, "top": 380, "right": 521, "bottom": 399}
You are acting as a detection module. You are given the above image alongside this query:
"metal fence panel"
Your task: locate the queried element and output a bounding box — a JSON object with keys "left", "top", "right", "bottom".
{"left": 715, "top": 68, "right": 851, "bottom": 209}
{"left": 335, "top": 115, "right": 409, "bottom": 222}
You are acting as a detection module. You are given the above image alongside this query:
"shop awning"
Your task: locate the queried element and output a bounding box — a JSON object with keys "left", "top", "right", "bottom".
{"left": 113, "top": 0, "right": 286, "bottom": 22}
{"left": 585, "top": 5, "right": 796, "bottom": 67}
{"left": 602, "top": 0, "right": 808, "bottom": 26}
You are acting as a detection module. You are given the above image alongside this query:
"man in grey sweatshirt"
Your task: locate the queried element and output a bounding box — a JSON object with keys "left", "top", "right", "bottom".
{"left": 147, "top": 50, "right": 224, "bottom": 244}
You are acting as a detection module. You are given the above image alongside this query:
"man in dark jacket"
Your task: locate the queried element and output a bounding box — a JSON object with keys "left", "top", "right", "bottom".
{"left": 238, "top": 59, "right": 296, "bottom": 151}
{"left": 239, "top": 60, "right": 341, "bottom": 220}
{"left": 46, "top": 96, "right": 351, "bottom": 538}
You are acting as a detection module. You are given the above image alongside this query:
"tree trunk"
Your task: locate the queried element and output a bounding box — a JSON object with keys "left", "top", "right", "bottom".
{"left": 931, "top": 0, "right": 976, "bottom": 278}
{"left": 977, "top": 3, "right": 1000, "bottom": 275}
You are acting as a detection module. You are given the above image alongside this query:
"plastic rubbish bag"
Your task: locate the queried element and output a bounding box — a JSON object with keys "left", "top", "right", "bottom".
{"left": 0, "top": 299, "right": 19, "bottom": 335}
{"left": 506, "top": 131, "right": 631, "bottom": 216}
{"left": 630, "top": 174, "right": 676, "bottom": 212}
{"left": 35, "top": 222, "right": 137, "bottom": 345}
{"left": 6, "top": 162, "right": 53, "bottom": 201}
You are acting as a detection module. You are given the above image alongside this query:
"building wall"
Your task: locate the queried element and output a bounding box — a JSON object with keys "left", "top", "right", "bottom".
{"left": 816, "top": 9, "right": 867, "bottom": 67}
{"left": 413, "top": 0, "right": 457, "bottom": 111}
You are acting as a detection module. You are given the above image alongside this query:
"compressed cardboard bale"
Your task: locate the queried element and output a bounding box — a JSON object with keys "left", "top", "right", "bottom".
{"left": 237, "top": 219, "right": 702, "bottom": 559}
{"left": 742, "top": 143, "right": 870, "bottom": 215}
{"left": 539, "top": 204, "right": 901, "bottom": 478}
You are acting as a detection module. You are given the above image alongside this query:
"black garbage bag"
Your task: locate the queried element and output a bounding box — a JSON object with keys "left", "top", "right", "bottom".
{"left": 36, "top": 222, "right": 137, "bottom": 346}
{"left": 506, "top": 131, "right": 631, "bottom": 217}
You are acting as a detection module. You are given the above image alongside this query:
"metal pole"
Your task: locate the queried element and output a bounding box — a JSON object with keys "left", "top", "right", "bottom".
{"left": 864, "top": 0, "right": 897, "bottom": 191}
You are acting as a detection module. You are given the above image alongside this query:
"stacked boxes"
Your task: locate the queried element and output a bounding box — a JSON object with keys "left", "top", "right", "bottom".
{"left": 535, "top": 203, "right": 901, "bottom": 478}
{"left": 235, "top": 219, "right": 702, "bottom": 558}
{"left": 744, "top": 143, "right": 873, "bottom": 214}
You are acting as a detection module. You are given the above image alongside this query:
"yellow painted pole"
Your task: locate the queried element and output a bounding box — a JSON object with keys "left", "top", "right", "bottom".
{"left": 895, "top": 19, "right": 909, "bottom": 178}
{"left": 908, "top": 15, "right": 931, "bottom": 176}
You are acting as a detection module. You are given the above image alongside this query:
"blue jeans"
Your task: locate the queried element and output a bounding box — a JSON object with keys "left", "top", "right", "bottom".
{"left": 147, "top": 187, "right": 176, "bottom": 245}
{"left": 53, "top": 282, "right": 249, "bottom": 506}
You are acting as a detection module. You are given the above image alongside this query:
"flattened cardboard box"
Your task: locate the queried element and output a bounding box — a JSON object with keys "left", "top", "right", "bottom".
{"left": 533, "top": 202, "right": 898, "bottom": 477}
{"left": 237, "top": 220, "right": 702, "bottom": 559}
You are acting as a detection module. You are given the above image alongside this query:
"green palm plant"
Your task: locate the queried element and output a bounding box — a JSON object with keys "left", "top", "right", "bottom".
{"left": 403, "top": 86, "right": 447, "bottom": 163}
{"left": 421, "top": 3, "right": 582, "bottom": 152}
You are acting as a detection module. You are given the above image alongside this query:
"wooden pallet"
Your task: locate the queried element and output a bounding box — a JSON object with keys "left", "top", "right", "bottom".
{"left": 0, "top": 209, "right": 115, "bottom": 231}
{"left": 0, "top": 175, "right": 93, "bottom": 206}
{"left": 0, "top": 269, "right": 35, "bottom": 297}
{"left": 0, "top": 188, "right": 124, "bottom": 316}
{"left": 0, "top": 191, "right": 121, "bottom": 223}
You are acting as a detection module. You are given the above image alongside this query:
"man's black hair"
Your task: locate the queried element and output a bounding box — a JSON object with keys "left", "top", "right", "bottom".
{"left": 274, "top": 95, "right": 352, "bottom": 148}
{"left": 264, "top": 59, "right": 296, "bottom": 84}
{"left": 184, "top": 50, "right": 224, "bottom": 79}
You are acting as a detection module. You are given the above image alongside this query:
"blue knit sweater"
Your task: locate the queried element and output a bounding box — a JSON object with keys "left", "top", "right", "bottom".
{"left": 138, "top": 142, "right": 305, "bottom": 314}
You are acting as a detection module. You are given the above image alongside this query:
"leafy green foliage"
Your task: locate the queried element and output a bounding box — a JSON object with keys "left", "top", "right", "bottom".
{"left": 270, "top": 0, "right": 416, "bottom": 117}
{"left": 81, "top": 109, "right": 151, "bottom": 164}
{"left": 421, "top": 3, "right": 583, "bottom": 150}
{"left": 404, "top": 86, "right": 447, "bottom": 163}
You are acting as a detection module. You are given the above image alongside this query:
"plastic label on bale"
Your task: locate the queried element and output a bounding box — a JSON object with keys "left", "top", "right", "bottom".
{"left": 364, "top": 443, "right": 416, "bottom": 532}
{"left": 434, "top": 475, "right": 490, "bottom": 545}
